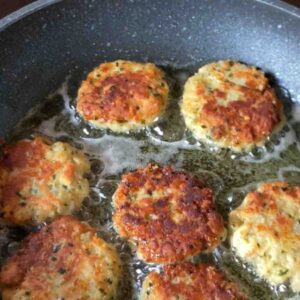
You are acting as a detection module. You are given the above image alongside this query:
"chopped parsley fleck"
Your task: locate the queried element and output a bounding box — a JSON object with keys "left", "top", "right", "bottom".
{"left": 278, "top": 269, "right": 288, "bottom": 276}
{"left": 52, "top": 244, "right": 61, "bottom": 253}
{"left": 58, "top": 267, "right": 66, "bottom": 274}
{"left": 99, "top": 288, "right": 107, "bottom": 295}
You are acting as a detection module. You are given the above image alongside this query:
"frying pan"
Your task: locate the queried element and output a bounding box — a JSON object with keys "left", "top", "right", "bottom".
{"left": 0, "top": 0, "right": 300, "bottom": 299}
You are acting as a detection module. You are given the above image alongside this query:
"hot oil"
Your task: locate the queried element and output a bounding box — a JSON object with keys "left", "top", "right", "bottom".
{"left": 3, "top": 66, "right": 300, "bottom": 300}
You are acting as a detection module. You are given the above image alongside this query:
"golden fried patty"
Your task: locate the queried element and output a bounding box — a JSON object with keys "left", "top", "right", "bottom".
{"left": 113, "top": 164, "right": 225, "bottom": 263}
{"left": 76, "top": 60, "right": 169, "bottom": 132}
{"left": 229, "top": 182, "right": 300, "bottom": 292}
{"left": 0, "top": 137, "right": 90, "bottom": 225}
{"left": 181, "top": 60, "right": 284, "bottom": 151}
{"left": 0, "top": 216, "right": 121, "bottom": 300}
{"left": 141, "top": 262, "right": 245, "bottom": 300}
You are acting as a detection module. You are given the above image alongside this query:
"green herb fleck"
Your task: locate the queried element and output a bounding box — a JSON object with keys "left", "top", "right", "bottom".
{"left": 58, "top": 267, "right": 66, "bottom": 274}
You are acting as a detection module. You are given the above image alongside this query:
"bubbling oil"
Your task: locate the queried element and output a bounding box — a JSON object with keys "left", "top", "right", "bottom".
{"left": 2, "top": 66, "right": 300, "bottom": 300}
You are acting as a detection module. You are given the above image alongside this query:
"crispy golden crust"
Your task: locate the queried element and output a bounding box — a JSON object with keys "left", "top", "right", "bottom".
{"left": 76, "top": 60, "right": 169, "bottom": 132}
{"left": 181, "top": 60, "right": 284, "bottom": 151}
{"left": 0, "top": 216, "right": 121, "bottom": 300}
{"left": 113, "top": 164, "right": 225, "bottom": 263}
{"left": 229, "top": 182, "right": 300, "bottom": 292}
{"left": 141, "top": 262, "right": 246, "bottom": 300}
{"left": 0, "top": 137, "right": 90, "bottom": 225}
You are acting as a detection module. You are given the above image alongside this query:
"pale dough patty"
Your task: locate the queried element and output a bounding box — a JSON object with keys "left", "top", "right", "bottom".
{"left": 113, "top": 164, "right": 225, "bottom": 264}
{"left": 76, "top": 60, "right": 169, "bottom": 132}
{"left": 141, "top": 262, "right": 246, "bottom": 300}
{"left": 229, "top": 182, "right": 300, "bottom": 292}
{"left": 0, "top": 216, "right": 122, "bottom": 300}
{"left": 181, "top": 60, "right": 284, "bottom": 151}
{"left": 0, "top": 137, "right": 90, "bottom": 225}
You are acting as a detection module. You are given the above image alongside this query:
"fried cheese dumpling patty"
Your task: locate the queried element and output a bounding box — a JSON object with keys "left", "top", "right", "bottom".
{"left": 76, "top": 60, "right": 169, "bottom": 132}
{"left": 140, "top": 262, "right": 246, "bottom": 300}
{"left": 0, "top": 216, "right": 122, "bottom": 300}
{"left": 0, "top": 137, "right": 90, "bottom": 225}
{"left": 113, "top": 164, "right": 225, "bottom": 263}
{"left": 229, "top": 182, "right": 300, "bottom": 292}
{"left": 181, "top": 60, "right": 284, "bottom": 151}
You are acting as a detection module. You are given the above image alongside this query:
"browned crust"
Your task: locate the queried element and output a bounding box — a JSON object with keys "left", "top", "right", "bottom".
{"left": 199, "top": 85, "right": 283, "bottom": 146}
{"left": 0, "top": 216, "right": 89, "bottom": 287}
{"left": 181, "top": 61, "right": 285, "bottom": 151}
{"left": 231, "top": 181, "right": 300, "bottom": 232}
{"left": 0, "top": 137, "right": 90, "bottom": 225}
{"left": 113, "top": 164, "right": 225, "bottom": 263}
{"left": 0, "top": 137, "right": 50, "bottom": 223}
{"left": 143, "top": 262, "right": 246, "bottom": 300}
{"left": 0, "top": 216, "right": 121, "bottom": 299}
{"left": 76, "top": 60, "right": 168, "bottom": 127}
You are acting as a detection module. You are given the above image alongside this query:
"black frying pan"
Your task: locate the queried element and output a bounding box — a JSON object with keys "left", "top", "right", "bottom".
{"left": 0, "top": 0, "right": 300, "bottom": 299}
{"left": 0, "top": 0, "right": 299, "bottom": 138}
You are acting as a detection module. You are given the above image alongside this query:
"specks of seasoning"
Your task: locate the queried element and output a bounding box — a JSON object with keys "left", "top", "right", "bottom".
{"left": 278, "top": 269, "right": 288, "bottom": 276}
{"left": 58, "top": 267, "right": 66, "bottom": 275}
{"left": 105, "top": 277, "right": 113, "bottom": 285}
{"left": 99, "top": 288, "right": 107, "bottom": 295}
{"left": 16, "top": 192, "right": 27, "bottom": 202}
{"left": 53, "top": 243, "right": 61, "bottom": 253}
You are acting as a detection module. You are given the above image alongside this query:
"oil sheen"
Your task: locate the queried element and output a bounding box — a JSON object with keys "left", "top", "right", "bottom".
{"left": 1, "top": 66, "right": 300, "bottom": 300}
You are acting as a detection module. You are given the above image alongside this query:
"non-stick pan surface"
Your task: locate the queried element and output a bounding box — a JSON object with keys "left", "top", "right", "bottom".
{"left": 0, "top": 0, "right": 299, "bottom": 137}
{"left": 0, "top": 0, "right": 300, "bottom": 299}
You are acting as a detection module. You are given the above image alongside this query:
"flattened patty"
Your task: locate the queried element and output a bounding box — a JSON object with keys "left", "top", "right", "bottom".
{"left": 141, "top": 262, "right": 246, "bottom": 300}
{"left": 229, "top": 182, "right": 300, "bottom": 292}
{"left": 113, "top": 164, "right": 225, "bottom": 263}
{"left": 76, "top": 60, "right": 169, "bottom": 132}
{"left": 181, "top": 60, "right": 284, "bottom": 151}
{"left": 0, "top": 137, "right": 90, "bottom": 225}
{"left": 0, "top": 216, "right": 122, "bottom": 300}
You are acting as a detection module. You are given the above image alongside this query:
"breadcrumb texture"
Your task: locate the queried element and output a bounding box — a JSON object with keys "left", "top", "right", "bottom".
{"left": 76, "top": 60, "right": 169, "bottom": 132}
{"left": 141, "top": 262, "right": 246, "bottom": 300}
{"left": 113, "top": 164, "right": 225, "bottom": 263}
{"left": 181, "top": 60, "right": 284, "bottom": 151}
{"left": 0, "top": 137, "right": 90, "bottom": 225}
{"left": 0, "top": 216, "right": 121, "bottom": 300}
{"left": 229, "top": 182, "right": 300, "bottom": 292}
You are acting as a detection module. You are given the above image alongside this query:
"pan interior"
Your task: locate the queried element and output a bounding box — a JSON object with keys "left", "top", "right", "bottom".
{"left": 0, "top": 0, "right": 300, "bottom": 299}
{"left": 1, "top": 64, "right": 300, "bottom": 300}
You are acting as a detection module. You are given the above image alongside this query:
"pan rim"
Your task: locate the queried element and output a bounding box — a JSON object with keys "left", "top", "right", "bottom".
{"left": 0, "top": 0, "right": 299, "bottom": 33}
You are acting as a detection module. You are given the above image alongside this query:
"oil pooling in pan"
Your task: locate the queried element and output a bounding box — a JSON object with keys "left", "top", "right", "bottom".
{"left": 2, "top": 65, "right": 300, "bottom": 300}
